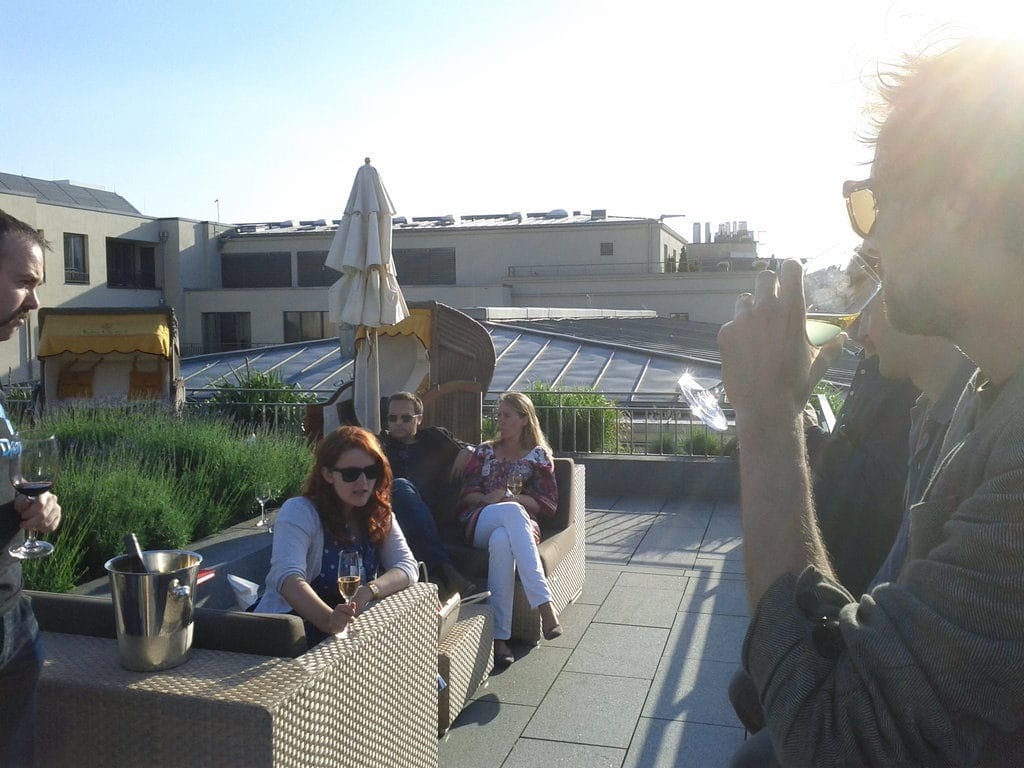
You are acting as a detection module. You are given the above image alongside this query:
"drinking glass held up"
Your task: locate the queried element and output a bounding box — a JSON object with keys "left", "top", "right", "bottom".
{"left": 8, "top": 433, "right": 60, "bottom": 560}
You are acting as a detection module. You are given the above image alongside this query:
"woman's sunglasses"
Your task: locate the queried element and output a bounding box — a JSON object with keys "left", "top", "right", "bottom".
{"left": 329, "top": 464, "right": 382, "bottom": 483}
{"left": 843, "top": 179, "right": 877, "bottom": 239}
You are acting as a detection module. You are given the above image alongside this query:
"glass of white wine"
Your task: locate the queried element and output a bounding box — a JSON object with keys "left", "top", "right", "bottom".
{"left": 679, "top": 248, "right": 880, "bottom": 431}
{"left": 507, "top": 470, "right": 525, "bottom": 497}
{"left": 337, "top": 549, "right": 363, "bottom": 604}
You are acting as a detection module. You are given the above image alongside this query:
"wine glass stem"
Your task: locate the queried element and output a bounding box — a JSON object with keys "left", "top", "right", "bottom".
{"left": 22, "top": 496, "right": 41, "bottom": 548}
{"left": 259, "top": 501, "right": 267, "bottom": 525}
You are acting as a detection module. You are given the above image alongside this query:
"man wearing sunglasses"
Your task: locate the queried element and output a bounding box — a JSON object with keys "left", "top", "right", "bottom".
{"left": 380, "top": 392, "right": 476, "bottom": 601}
{"left": 719, "top": 38, "right": 1024, "bottom": 767}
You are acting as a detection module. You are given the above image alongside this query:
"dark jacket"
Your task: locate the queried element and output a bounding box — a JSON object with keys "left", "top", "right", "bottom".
{"left": 808, "top": 354, "right": 919, "bottom": 597}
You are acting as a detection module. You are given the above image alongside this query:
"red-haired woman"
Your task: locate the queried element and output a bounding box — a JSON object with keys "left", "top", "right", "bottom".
{"left": 255, "top": 426, "right": 418, "bottom": 647}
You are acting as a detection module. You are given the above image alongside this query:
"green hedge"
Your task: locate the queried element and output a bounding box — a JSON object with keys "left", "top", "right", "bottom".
{"left": 18, "top": 404, "right": 312, "bottom": 593}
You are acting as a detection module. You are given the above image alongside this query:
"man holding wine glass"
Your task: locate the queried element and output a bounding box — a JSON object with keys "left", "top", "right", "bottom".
{"left": 718, "top": 38, "right": 1024, "bottom": 767}
{"left": 0, "top": 210, "right": 62, "bottom": 767}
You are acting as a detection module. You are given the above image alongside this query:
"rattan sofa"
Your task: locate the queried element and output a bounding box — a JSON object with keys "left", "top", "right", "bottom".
{"left": 441, "top": 457, "right": 587, "bottom": 643}
{"left": 31, "top": 583, "right": 440, "bottom": 768}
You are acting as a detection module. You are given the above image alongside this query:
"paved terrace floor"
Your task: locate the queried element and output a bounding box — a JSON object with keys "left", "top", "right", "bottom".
{"left": 439, "top": 492, "right": 750, "bottom": 768}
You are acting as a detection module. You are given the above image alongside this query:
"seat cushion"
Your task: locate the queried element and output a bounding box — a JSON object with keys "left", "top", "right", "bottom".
{"left": 27, "top": 590, "right": 306, "bottom": 658}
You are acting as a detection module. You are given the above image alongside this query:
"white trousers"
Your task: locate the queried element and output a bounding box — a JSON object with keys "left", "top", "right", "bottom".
{"left": 472, "top": 502, "right": 552, "bottom": 640}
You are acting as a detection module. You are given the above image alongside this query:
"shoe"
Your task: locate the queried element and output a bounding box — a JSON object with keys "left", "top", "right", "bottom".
{"left": 440, "top": 562, "right": 477, "bottom": 600}
{"left": 493, "top": 640, "right": 515, "bottom": 666}
{"left": 538, "top": 601, "right": 563, "bottom": 641}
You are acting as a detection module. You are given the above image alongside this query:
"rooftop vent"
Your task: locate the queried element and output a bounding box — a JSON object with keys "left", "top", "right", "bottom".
{"left": 393, "top": 216, "right": 407, "bottom": 225}
{"left": 545, "top": 209, "right": 569, "bottom": 219}
{"left": 591, "top": 209, "right": 607, "bottom": 221}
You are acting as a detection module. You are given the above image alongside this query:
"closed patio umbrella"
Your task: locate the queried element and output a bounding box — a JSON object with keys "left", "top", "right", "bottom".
{"left": 326, "top": 158, "right": 409, "bottom": 433}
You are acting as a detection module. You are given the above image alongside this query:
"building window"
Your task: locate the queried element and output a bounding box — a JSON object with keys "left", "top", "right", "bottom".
{"left": 106, "top": 239, "right": 156, "bottom": 289}
{"left": 202, "top": 312, "right": 251, "bottom": 353}
{"left": 221, "top": 252, "right": 291, "bottom": 288}
{"left": 284, "top": 311, "right": 331, "bottom": 342}
{"left": 296, "top": 251, "right": 339, "bottom": 287}
{"left": 63, "top": 233, "right": 88, "bottom": 284}
{"left": 392, "top": 247, "right": 455, "bottom": 285}
{"left": 600, "top": 242, "right": 614, "bottom": 257}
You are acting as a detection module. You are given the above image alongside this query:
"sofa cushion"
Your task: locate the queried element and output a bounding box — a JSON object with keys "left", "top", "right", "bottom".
{"left": 27, "top": 590, "right": 307, "bottom": 658}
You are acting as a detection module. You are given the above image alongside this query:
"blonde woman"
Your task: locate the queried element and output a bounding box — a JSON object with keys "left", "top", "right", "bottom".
{"left": 457, "top": 392, "right": 561, "bottom": 665}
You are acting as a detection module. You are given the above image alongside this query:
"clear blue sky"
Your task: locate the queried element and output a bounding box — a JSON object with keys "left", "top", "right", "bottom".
{"left": 2, "top": 0, "right": 1013, "bottom": 259}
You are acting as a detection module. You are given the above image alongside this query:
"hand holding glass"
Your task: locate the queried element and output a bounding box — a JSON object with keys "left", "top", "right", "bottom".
{"left": 507, "top": 471, "right": 524, "bottom": 497}
{"left": 8, "top": 433, "right": 60, "bottom": 560}
{"left": 678, "top": 249, "right": 881, "bottom": 431}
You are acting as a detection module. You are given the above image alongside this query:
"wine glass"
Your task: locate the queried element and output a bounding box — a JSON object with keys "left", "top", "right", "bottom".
{"left": 679, "top": 248, "right": 881, "bottom": 431}
{"left": 255, "top": 482, "right": 274, "bottom": 529}
{"left": 8, "top": 433, "right": 60, "bottom": 560}
{"left": 337, "top": 549, "right": 363, "bottom": 604}
{"left": 507, "top": 470, "right": 525, "bottom": 497}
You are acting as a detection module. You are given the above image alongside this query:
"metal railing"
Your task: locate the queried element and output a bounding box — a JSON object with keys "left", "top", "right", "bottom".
{"left": 25, "top": 386, "right": 734, "bottom": 457}
{"left": 483, "top": 391, "right": 733, "bottom": 457}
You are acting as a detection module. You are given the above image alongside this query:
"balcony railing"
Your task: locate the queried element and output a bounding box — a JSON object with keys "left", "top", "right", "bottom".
{"left": 177, "top": 388, "right": 734, "bottom": 457}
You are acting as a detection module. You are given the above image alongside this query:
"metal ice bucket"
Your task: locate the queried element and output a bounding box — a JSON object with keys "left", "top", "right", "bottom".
{"left": 104, "top": 549, "right": 202, "bottom": 672}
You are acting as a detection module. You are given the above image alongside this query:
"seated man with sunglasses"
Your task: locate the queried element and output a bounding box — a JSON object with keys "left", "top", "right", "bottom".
{"left": 380, "top": 392, "right": 477, "bottom": 600}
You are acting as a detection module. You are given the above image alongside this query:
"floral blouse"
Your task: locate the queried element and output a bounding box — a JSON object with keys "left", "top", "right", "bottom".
{"left": 457, "top": 443, "right": 558, "bottom": 544}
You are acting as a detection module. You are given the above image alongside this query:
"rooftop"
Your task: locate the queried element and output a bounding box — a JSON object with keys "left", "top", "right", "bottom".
{"left": 222, "top": 210, "right": 680, "bottom": 238}
{"left": 439, "top": 488, "right": 747, "bottom": 767}
{"left": 180, "top": 312, "right": 858, "bottom": 398}
{"left": 0, "top": 172, "right": 141, "bottom": 215}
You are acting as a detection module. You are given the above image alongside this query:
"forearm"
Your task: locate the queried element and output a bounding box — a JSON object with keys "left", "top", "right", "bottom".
{"left": 280, "top": 575, "right": 337, "bottom": 633}
{"left": 737, "top": 413, "right": 834, "bottom": 608}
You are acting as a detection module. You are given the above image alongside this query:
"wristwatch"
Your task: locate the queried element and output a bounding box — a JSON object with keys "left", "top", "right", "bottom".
{"left": 366, "top": 582, "right": 381, "bottom": 599}
{"left": 504, "top": 487, "right": 514, "bottom": 499}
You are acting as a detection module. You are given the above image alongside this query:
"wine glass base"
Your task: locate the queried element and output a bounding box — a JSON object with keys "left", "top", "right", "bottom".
{"left": 9, "top": 540, "right": 54, "bottom": 560}
{"left": 254, "top": 519, "right": 268, "bottom": 528}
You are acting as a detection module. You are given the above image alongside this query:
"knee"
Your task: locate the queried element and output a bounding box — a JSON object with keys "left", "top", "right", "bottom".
{"left": 488, "top": 526, "right": 512, "bottom": 555}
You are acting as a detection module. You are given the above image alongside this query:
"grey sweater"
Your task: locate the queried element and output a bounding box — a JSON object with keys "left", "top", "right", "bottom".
{"left": 746, "top": 364, "right": 1024, "bottom": 767}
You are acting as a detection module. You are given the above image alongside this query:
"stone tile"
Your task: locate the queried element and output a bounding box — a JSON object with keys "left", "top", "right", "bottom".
{"left": 705, "top": 514, "right": 743, "bottom": 539}
{"left": 659, "top": 497, "right": 716, "bottom": 528}
{"left": 630, "top": 525, "right": 702, "bottom": 569}
{"left": 586, "top": 494, "right": 620, "bottom": 513}
{"left": 472, "top": 645, "right": 572, "bottom": 706}
{"left": 546, "top": 600, "right": 598, "bottom": 648}
{"left": 693, "top": 555, "right": 745, "bottom": 576}
{"left": 565, "top": 622, "right": 669, "bottom": 679}
{"left": 712, "top": 498, "right": 741, "bottom": 516}
{"left": 609, "top": 495, "right": 666, "bottom": 514}
{"left": 665, "top": 611, "right": 748, "bottom": 664}
{"left": 579, "top": 567, "right": 620, "bottom": 605}
{"left": 586, "top": 543, "right": 639, "bottom": 567}
{"left": 440, "top": 697, "right": 535, "bottom": 768}
{"left": 678, "top": 575, "right": 750, "bottom": 618}
{"left": 623, "top": 717, "right": 746, "bottom": 768}
{"left": 502, "top": 738, "right": 625, "bottom": 768}
{"left": 597, "top": 585, "right": 682, "bottom": 628}
{"left": 586, "top": 512, "right": 656, "bottom": 548}
{"left": 616, "top": 570, "right": 690, "bottom": 592}
{"left": 643, "top": 656, "right": 743, "bottom": 727}
{"left": 523, "top": 671, "right": 651, "bottom": 749}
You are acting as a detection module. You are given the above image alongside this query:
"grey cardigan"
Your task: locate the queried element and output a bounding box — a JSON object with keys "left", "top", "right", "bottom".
{"left": 255, "top": 495, "right": 418, "bottom": 615}
{"left": 746, "top": 363, "right": 1024, "bottom": 767}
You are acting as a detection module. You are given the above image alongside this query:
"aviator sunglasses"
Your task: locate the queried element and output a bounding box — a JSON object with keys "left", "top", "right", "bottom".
{"left": 387, "top": 414, "right": 418, "bottom": 423}
{"left": 843, "top": 179, "right": 877, "bottom": 239}
{"left": 329, "top": 464, "right": 383, "bottom": 482}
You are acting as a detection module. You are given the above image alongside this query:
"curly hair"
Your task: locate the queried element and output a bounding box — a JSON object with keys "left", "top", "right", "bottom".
{"left": 303, "top": 426, "right": 393, "bottom": 545}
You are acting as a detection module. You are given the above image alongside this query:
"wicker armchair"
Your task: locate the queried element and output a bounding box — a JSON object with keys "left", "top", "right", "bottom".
{"left": 32, "top": 584, "right": 439, "bottom": 768}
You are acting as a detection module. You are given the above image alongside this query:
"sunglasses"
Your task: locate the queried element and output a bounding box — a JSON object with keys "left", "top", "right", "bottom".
{"left": 843, "top": 179, "right": 877, "bottom": 239}
{"left": 329, "top": 464, "right": 382, "bottom": 482}
{"left": 387, "top": 414, "right": 418, "bottom": 423}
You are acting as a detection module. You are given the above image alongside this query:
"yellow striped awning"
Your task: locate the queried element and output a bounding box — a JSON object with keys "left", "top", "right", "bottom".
{"left": 38, "top": 313, "right": 172, "bottom": 358}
